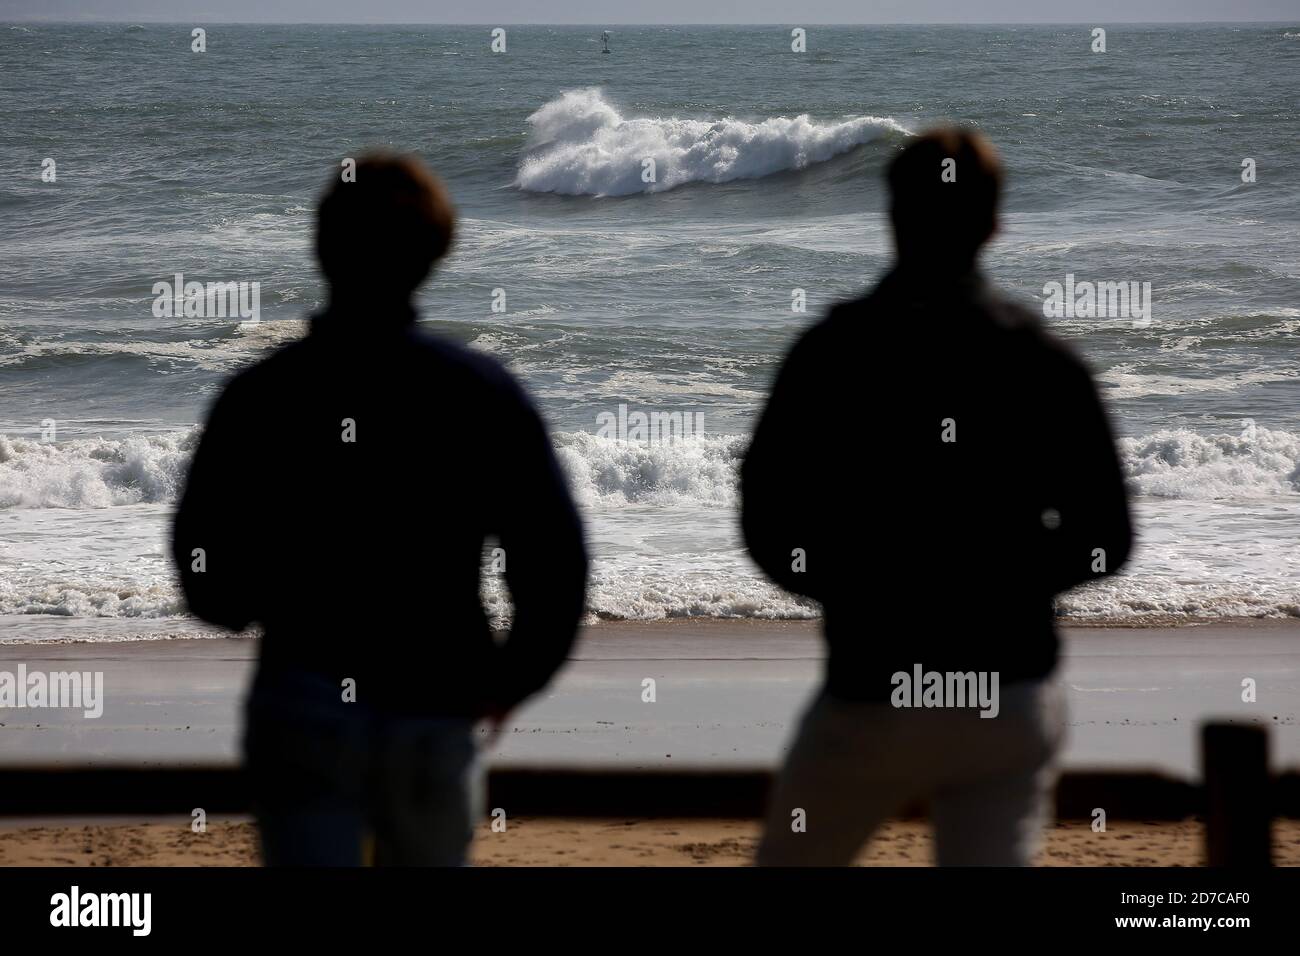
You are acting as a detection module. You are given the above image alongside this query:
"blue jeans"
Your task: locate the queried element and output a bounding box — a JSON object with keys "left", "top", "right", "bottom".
{"left": 244, "top": 669, "right": 482, "bottom": 866}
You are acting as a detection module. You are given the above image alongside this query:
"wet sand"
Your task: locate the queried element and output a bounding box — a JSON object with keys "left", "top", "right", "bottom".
{"left": 1, "top": 619, "right": 1297, "bottom": 776}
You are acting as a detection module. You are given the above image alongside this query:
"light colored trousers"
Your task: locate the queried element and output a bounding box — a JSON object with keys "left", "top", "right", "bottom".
{"left": 757, "top": 679, "right": 1065, "bottom": 866}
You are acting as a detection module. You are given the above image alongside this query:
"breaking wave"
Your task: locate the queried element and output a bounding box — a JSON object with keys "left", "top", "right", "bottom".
{"left": 515, "top": 87, "right": 909, "bottom": 196}
{"left": 2, "top": 425, "right": 1297, "bottom": 511}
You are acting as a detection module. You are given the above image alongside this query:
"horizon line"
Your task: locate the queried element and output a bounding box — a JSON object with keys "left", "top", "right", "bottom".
{"left": 4, "top": 19, "right": 1297, "bottom": 26}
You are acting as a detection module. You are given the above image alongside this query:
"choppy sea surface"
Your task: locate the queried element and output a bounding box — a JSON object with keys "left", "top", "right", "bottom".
{"left": 1, "top": 24, "right": 1298, "bottom": 639}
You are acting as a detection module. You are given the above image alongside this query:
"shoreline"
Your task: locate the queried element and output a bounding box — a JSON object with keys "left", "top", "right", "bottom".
{"left": 0, "top": 619, "right": 1296, "bottom": 776}
{"left": 2, "top": 613, "right": 1299, "bottom": 646}
{"left": 2, "top": 619, "right": 1298, "bottom": 866}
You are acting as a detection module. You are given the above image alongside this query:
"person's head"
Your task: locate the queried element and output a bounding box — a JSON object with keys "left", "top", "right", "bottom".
{"left": 887, "top": 127, "right": 1002, "bottom": 270}
{"left": 316, "top": 153, "right": 456, "bottom": 309}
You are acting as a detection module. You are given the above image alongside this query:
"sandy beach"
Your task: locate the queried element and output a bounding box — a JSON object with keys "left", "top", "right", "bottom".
{"left": 2, "top": 816, "right": 1299, "bottom": 867}
{"left": 1, "top": 619, "right": 1297, "bottom": 866}
{"left": 1, "top": 619, "right": 1297, "bottom": 774}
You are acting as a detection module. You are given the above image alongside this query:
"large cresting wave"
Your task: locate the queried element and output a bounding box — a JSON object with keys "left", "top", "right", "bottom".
{"left": 514, "top": 88, "right": 910, "bottom": 196}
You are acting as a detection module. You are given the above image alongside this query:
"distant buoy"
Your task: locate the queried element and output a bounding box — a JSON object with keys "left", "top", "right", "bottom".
{"left": 601, "top": 31, "right": 611, "bottom": 54}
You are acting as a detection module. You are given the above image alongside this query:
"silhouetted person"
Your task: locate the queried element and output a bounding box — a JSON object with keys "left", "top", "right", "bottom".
{"left": 743, "top": 129, "right": 1132, "bottom": 866}
{"left": 173, "top": 155, "right": 588, "bottom": 866}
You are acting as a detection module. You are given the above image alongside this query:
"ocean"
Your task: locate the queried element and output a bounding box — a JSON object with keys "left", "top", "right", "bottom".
{"left": 1, "top": 23, "right": 1298, "bottom": 639}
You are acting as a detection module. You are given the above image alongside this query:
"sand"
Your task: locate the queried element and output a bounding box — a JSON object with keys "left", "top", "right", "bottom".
{"left": 2, "top": 816, "right": 1298, "bottom": 867}
{"left": 2, "top": 619, "right": 1298, "bottom": 867}
{"left": 2, "top": 619, "right": 1298, "bottom": 775}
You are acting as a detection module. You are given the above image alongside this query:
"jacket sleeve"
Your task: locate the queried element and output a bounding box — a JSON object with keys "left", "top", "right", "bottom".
{"left": 171, "top": 378, "right": 262, "bottom": 631}
{"left": 488, "top": 378, "right": 589, "bottom": 711}
{"left": 1038, "top": 351, "right": 1134, "bottom": 595}
{"left": 740, "top": 324, "right": 832, "bottom": 602}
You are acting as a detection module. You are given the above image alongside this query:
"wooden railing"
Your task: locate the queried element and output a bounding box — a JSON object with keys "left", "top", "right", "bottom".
{"left": 0, "top": 723, "right": 1289, "bottom": 865}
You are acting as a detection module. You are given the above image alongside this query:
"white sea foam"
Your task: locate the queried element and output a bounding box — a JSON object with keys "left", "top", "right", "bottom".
{"left": 2, "top": 425, "right": 1297, "bottom": 512}
{"left": 552, "top": 430, "right": 746, "bottom": 507}
{"left": 514, "top": 88, "right": 909, "bottom": 196}
{"left": 3, "top": 426, "right": 1297, "bottom": 626}
{"left": 1119, "top": 426, "right": 1300, "bottom": 499}
{"left": 1099, "top": 364, "right": 1299, "bottom": 399}
{"left": 480, "top": 562, "right": 820, "bottom": 624}
{"left": 0, "top": 319, "right": 308, "bottom": 373}
{"left": 0, "top": 581, "right": 183, "bottom": 618}
{"left": 0, "top": 430, "right": 196, "bottom": 509}
{"left": 1058, "top": 578, "right": 1300, "bottom": 621}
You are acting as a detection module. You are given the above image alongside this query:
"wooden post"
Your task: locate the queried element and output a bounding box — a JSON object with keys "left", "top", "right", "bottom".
{"left": 1202, "top": 723, "right": 1271, "bottom": 867}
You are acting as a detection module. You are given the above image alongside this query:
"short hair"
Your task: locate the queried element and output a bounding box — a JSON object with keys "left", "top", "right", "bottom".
{"left": 887, "top": 128, "right": 1002, "bottom": 259}
{"left": 316, "top": 153, "right": 455, "bottom": 296}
